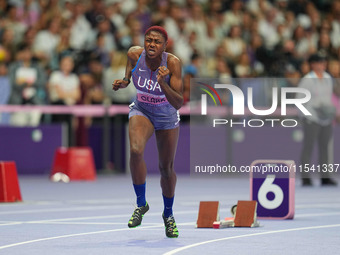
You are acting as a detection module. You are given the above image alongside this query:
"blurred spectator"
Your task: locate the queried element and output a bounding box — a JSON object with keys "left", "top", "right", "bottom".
{"left": 246, "top": 33, "right": 266, "bottom": 74}
{"left": 329, "top": 59, "right": 340, "bottom": 124}
{"left": 164, "top": 3, "right": 184, "bottom": 42}
{"left": 47, "top": 55, "right": 80, "bottom": 106}
{"left": 79, "top": 72, "right": 105, "bottom": 106}
{"left": 16, "top": 0, "right": 40, "bottom": 28}
{"left": 246, "top": 0, "right": 272, "bottom": 17}
{"left": 0, "top": 30, "right": 15, "bottom": 63}
{"left": 3, "top": 4, "right": 26, "bottom": 45}
{"left": 206, "top": 0, "right": 226, "bottom": 41}
{"left": 95, "top": 18, "right": 118, "bottom": 53}
{"left": 221, "top": 25, "right": 246, "bottom": 64}
{"left": 48, "top": 55, "right": 80, "bottom": 145}
{"left": 35, "top": 0, "right": 61, "bottom": 30}
{"left": 172, "top": 17, "right": 192, "bottom": 65}
{"left": 124, "top": 18, "right": 144, "bottom": 47}
{"left": 216, "top": 58, "right": 232, "bottom": 86}
{"left": 9, "top": 44, "right": 46, "bottom": 105}
{"left": 85, "top": 0, "right": 106, "bottom": 28}
{"left": 317, "top": 31, "right": 336, "bottom": 59}
{"left": 76, "top": 72, "right": 106, "bottom": 146}
{"left": 288, "top": 0, "right": 308, "bottom": 16}
{"left": 183, "top": 52, "right": 202, "bottom": 103}
{"left": 86, "top": 56, "right": 105, "bottom": 91}
{"left": 106, "top": 0, "right": 129, "bottom": 48}
{"left": 299, "top": 60, "right": 311, "bottom": 76}
{"left": 258, "top": 8, "right": 280, "bottom": 49}
{"left": 19, "top": 26, "right": 38, "bottom": 51}
{"left": 32, "top": 17, "right": 61, "bottom": 65}
{"left": 235, "top": 52, "right": 252, "bottom": 78}
{"left": 206, "top": 45, "right": 227, "bottom": 77}
{"left": 0, "top": 63, "right": 11, "bottom": 125}
{"left": 328, "top": 59, "right": 340, "bottom": 117}
{"left": 0, "top": 0, "right": 10, "bottom": 18}
{"left": 69, "top": 1, "right": 94, "bottom": 51}
{"left": 128, "top": 0, "right": 151, "bottom": 33}
{"left": 278, "top": 64, "right": 301, "bottom": 95}
{"left": 50, "top": 27, "right": 73, "bottom": 71}
{"left": 299, "top": 53, "right": 337, "bottom": 186}
{"left": 90, "top": 32, "right": 112, "bottom": 68}
{"left": 328, "top": 59, "right": 340, "bottom": 78}
{"left": 185, "top": 2, "right": 207, "bottom": 57}
{"left": 223, "top": 0, "right": 244, "bottom": 29}
{"left": 8, "top": 44, "right": 46, "bottom": 126}
{"left": 241, "top": 11, "right": 254, "bottom": 43}
{"left": 203, "top": 19, "right": 220, "bottom": 60}
{"left": 104, "top": 51, "right": 136, "bottom": 104}
{"left": 0, "top": 0, "right": 339, "bottom": 109}
{"left": 330, "top": 0, "right": 340, "bottom": 49}
{"left": 151, "top": 0, "right": 169, "bottom": 25}
{"left": 61, "top": 0, "right": 74, "bottom": 20}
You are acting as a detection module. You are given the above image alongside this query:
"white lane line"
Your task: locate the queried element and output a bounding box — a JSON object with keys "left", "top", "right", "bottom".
{"left": 296, "top": 212, "right": 340, "bottom": 218}
{"left": 2, "top": 201, "right": 340, "bottom": 215}
{"left": 4, "top": 208, "right": 340, "bottom": 225}
{"left": 0, "top": 210, "right": 197, "bottom": 225}
{"left": 27, "top": 221, "right": 196, "bottom": 226}
{"left": 296, "top": 203, "right": 340, "bottom": 209}
{"left": 0, "top": 224, "right": 164, "bottom": 250}
{"left": 26, "top": 210, "right": 196, "bottom": 223}
{"left": 27, "top": 222, "right": 160, "bottom": 226}
{"left": 0, "top": 222, "right": 23, "bottom": 226}
{"left": 2, "top": 210, "right": 340, "bottom": 227}
{"left": 163, "top": 224, "right": 340, "bottom": 255}
{"left": 0, "top": 205, "right": 130, "bottom": 215}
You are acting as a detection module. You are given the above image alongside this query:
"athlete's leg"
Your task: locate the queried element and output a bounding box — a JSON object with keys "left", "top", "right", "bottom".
{"left": 155, "top": 127, "right": 179, "bottom": 198}
{"left": 129, "top": 115, "right": 154, "bottom": 185}
{"left": 127, "top": 115, "right": 154, "bottom": 228}
{"left": 155, "top": 127, "right": 180, "bottom": 237}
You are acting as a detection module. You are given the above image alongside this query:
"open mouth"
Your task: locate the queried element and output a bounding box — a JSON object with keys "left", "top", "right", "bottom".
{"left": 148, "top": 48, "right": 156, "bottom": 55}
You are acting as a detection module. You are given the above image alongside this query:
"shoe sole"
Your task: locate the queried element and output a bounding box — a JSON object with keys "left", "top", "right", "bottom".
{"left": 128, "top": 211, "right": 148, "bottom": 228}
{"left": 128, "top": 224, "right": 141, "bottom": 228}
{"left": 166, "top": 235, "right": 179, "bottom": 238}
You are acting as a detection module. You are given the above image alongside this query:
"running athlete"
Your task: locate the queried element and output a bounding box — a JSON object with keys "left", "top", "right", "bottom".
{"left": 112, "top": 26, "right": 183, "bottom": 238}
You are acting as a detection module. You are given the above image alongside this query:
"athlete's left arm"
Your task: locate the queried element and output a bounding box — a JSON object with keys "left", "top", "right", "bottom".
{"left": 157, "top": 54, "right": 184, "bottom": 110}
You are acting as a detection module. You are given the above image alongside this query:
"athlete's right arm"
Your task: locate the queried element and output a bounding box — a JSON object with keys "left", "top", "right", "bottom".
{"left": 112, "top": 46, "right": 143, "bottom": 91}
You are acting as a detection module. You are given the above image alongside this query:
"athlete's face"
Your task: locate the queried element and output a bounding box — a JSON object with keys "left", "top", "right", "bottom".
{"left": 144, "top": 31, "right": 167, "bottom": 58}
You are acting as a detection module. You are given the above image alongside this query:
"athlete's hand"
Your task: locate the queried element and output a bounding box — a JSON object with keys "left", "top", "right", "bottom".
{"left": 157, "top": 66, "right": 170, "bottom": 85}
{"left": 112, "top": 79, "right": 129, "bottom": 91}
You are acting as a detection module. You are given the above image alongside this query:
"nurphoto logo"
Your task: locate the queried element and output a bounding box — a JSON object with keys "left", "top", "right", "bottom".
{"left": 199, "top": 83, "right": 312, "bottom": 128}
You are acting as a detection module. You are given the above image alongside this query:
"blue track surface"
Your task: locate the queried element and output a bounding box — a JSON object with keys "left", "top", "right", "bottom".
{"left": 1, "top": 175, "right": 340, "bottom": 255}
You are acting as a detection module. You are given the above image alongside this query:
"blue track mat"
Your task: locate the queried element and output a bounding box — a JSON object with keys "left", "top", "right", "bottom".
{"left": 1, "top": 175, "right": 340, "bottom": 255}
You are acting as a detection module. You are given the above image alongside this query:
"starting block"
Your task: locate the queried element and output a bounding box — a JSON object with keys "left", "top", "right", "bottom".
{"left": 196, "top": 201, "right": 220, "bottom": 228}
{"left": 213, "top": 201, "right": 260, "bottom": 228}
{"left": 50, "top": 147, "right": 96, "bottom": 182}
{"left": 0, "top": 161, "right": 22, "bottom": 202}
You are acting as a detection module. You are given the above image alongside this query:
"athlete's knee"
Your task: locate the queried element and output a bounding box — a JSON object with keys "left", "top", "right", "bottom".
{"left": 159, "top": 161, "right": 174, "bottom": 178}
{"left": 130, "top": 143, "right": 144, "bottom": 158}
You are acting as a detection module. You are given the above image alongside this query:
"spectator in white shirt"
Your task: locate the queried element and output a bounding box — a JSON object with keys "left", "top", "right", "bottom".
{"left": 69, "top": 1, "right": 94, "bottom": 50}
{"left": 32, "top": 17, "right": 61, "bottom": 64}
{"left": 299, "top": 53, "right": 338, "bottom": 186}
{"left": 48, "top": 55, "right": 80, "bottom": 146}
{"left": 48, "top": 55, "right": 80, "bottom": 106}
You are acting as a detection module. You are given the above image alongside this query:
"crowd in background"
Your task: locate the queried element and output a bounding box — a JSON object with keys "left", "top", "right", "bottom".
{"left": 1, "top": 0, "right": 340, "bottom": 125}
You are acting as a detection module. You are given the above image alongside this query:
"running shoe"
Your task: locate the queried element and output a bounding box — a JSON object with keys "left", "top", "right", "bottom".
{"left": 128, "top": 203, "right": 149, "bottom": 228}
{"left": 162, "top": 214, "right": 179, "bottom": 238}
